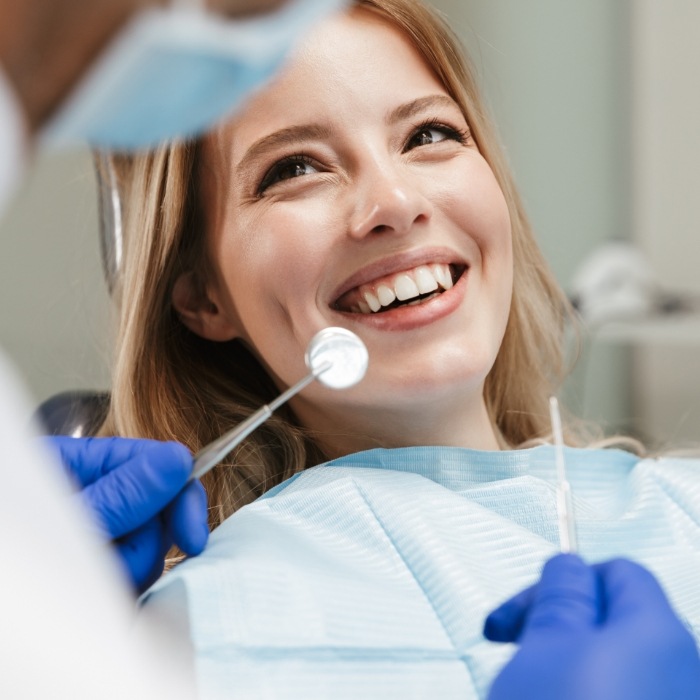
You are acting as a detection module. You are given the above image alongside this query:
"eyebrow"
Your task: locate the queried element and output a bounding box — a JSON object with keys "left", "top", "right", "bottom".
{"left": 235, "top": 95, "right": 463, "bottom": 176}
{"left": 386, "top": 94, "right": 463, "bottom": 125}
{"left": 236, "top": 124, "right": 332, "bottom": 177}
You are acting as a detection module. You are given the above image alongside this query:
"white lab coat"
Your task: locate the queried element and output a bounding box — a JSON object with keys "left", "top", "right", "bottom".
{"left": 0, "top": 69, "right": 191, "bottom": 699}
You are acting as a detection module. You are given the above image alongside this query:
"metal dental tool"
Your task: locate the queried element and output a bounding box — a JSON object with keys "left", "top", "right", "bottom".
{"left": 549, "top": 396, "right": 578, "bottom": 553}
{"left": 190, "top": 327, "right": 369, "bottom": 481}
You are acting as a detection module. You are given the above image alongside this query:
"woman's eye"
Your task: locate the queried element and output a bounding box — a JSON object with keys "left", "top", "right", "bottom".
{"left": 404, "top": 123, "right": 468, "bottom": 152}
{"left": 258, "top": 157, "right": 319, "bottom": 194}
{"left": 409, "top": 128, "right": 447, "bottom": 148}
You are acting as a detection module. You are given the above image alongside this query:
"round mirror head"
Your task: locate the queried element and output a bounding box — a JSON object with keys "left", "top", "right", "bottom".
{"left": 305, "top": 327, "right": 368, "bottom": 390}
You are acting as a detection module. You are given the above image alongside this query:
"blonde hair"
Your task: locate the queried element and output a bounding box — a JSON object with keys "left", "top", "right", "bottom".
{"left": 100, "top": 0, "right": 579, "bottom": 531}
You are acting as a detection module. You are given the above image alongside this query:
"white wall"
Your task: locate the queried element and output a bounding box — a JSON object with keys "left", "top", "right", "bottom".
{"left": 631, "top": 1, "right": 700, "bottom": 446}
{"left": 0, "top": 149, "right": 111, "bottom": 409}
{"left": 431, "top": 0, "right": 634, "bottom": 430}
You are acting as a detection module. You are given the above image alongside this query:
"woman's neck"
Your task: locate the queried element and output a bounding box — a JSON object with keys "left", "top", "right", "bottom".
{"left": 295, "top": 392, "right": 502, "bottom": 461}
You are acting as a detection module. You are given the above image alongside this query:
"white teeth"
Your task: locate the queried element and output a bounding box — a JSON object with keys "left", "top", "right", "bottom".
{"left": 376, "top": 284, "right": 396, "bottom": 307}
{"left": 363, "top": 290, "right": 381, "bottom": 312}
{"left": 432, "top": 263, "right": 453, "bottom": 290}
{"left": 414, "top": 265, "right": 439, "bottom": 294}
{"left": 348, "top": 263, "right": 458, "bottom": 314}
{"left": 394, "top": 274, "right": 420, "bottom": 301}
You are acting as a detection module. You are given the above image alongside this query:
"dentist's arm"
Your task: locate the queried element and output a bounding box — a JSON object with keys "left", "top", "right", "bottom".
{"left": 45, "top": 436, "right": 209, "bottom": 592}
{"left": 484, "top": 554, "right": 700, "bottom": 700}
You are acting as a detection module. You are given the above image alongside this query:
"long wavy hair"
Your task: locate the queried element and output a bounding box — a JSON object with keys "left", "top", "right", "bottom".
{"left": 99, "top": 0, "right": 577, "bottom": 531}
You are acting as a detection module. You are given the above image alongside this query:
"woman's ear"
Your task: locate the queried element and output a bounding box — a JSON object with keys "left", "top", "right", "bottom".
{"left": 171, "top": 271, "right": 239, "bottom": 341}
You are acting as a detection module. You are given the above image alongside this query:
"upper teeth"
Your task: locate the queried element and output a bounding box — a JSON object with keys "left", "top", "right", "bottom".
{"left": 352, "top": 263, "right": 455, "bottom": 314}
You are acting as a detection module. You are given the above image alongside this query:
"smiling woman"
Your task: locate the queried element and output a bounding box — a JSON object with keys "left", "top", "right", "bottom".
{"left": 97, "top": 0, "right": 700, "bottom": 697}
{"left": 102, "top": 0, "right": 568, "bottom": 492}
{"left": 173, "top": 7, "right": 516, "bottom": 458}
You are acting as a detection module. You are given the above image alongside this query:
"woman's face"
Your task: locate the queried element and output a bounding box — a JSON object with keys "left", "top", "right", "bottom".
{"left": 186, "top": 8, "right": 513, "bottom": 451}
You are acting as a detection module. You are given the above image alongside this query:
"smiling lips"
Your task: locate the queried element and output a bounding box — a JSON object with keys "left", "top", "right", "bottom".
{"left": 334, "top": 263, "right": 465, "bottom": 314}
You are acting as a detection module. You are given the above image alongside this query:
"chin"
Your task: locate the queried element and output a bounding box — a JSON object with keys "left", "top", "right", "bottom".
{"left": 367, "top": 363, "right": 493, "bottom": 408}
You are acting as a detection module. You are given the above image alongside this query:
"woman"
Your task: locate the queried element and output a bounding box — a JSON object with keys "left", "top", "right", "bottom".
{"left": 102, "top": 0, "right": 700, "bottom": 697}
{"left": 103, "top": 0, "right": 569, "bottom": 527}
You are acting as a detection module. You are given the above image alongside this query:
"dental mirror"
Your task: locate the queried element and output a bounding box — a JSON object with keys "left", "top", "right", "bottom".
{"left": 191, "top": 327, "right": 368, "bottom": 481}
{"left": 306, "top": 326, "right": 369, "bottom": 389}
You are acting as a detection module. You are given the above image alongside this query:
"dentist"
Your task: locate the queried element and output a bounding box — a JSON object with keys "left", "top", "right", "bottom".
{"left": 0, "top": 0, "right": 349, "bottom": 595}
{"left": 0, "top": 0, "right": 346, "bottom": 697}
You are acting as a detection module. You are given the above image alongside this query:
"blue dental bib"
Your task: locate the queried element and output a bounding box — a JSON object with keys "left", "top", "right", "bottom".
{"left": 142, "top": 445, "right": 700, "bottom": 699}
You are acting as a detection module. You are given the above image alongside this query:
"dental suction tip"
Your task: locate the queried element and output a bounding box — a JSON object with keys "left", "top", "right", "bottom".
{"left": 305, "top": 327, "right": 368, "bottom": 389}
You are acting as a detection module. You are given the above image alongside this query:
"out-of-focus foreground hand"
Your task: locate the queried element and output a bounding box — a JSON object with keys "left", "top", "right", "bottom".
{"left": 0, "top": 0, "right": 292, "bottom": 133}
{"left": 484, "top": 554, "right": 700, "bottom": 700}
{"left": 44, "top": 436, "right": 209, "bottom": 593}
{"left": 0, "top": 0, "right": 167, "bottom": 132}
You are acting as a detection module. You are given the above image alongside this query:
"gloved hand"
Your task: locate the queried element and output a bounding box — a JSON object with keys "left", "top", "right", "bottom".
{"left": 484, "top": 554, "right": 700, "bottom": 700}
{"left": 44, "top": 436, "right": 209, "bottom": 593}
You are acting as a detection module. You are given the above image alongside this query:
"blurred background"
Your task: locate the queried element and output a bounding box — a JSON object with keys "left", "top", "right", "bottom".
{"left": 1, "top": 0, "right": 699, "bottom": 447}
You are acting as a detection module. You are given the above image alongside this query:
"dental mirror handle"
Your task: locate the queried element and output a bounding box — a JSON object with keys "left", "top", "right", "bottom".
{"left": 190, "top": 362, "right": 330, "bottom": 482}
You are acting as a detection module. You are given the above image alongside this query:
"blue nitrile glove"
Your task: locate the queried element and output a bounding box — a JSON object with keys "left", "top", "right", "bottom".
{"left": 484, "top": 554, "right": 700, "bottom": 700}
{"left": 44, "top": 436, "right": 209, "bottom": 593}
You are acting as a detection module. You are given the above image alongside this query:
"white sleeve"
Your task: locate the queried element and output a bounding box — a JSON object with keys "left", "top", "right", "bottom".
{"left": 0, "top": 350, "right": 193, "bottom": 699}
{"left": 0, "top": 68, "right": 27, "bottom": 217}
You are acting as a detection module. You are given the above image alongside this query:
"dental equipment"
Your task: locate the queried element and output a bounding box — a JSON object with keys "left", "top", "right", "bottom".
{"left": 190, "top": 327, "right": 368, "bottom": 481}
{"left": 549, "top": 396, "right": 578, "bottom": 553}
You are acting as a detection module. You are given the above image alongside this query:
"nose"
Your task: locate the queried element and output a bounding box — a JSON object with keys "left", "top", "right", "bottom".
{"left": 348, "top": 160, "right": 433, "bottom": 240}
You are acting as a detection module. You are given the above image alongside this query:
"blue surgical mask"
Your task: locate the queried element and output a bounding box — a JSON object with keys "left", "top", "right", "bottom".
{"left": 40, "top": 0, "right": 348, "bottom": 150}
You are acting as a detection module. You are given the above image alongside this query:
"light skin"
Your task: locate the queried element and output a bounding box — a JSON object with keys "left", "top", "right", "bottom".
{"left": 175, "top": 8, "right": 514, "bottom": 458}
{"left": 0, "top": 0, "right": 289, "bottom": 134}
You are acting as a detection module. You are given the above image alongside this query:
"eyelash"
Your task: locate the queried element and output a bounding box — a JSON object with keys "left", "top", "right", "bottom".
{"left": 256, "top": 119, "right": 470, "bottom": 196}
{"left": 257, "top": 154, "right": 317, "bottom": 195}
{"left": 404, "top": 119, "right": 471, "bottom": 151}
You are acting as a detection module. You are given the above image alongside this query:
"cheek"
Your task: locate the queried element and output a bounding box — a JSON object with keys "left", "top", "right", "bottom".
{"left": 441, "top": 162, "right": 513, "bottom": 261}
{"left": 482, "top": 194, "right": 514, "bottom": 314}
{"left": 216, "top": 202, "right": 337, "bottom": 316}
{"left": 259, "top": 205, "right": 336, "bottom": 298}
{"left": 439, "top": 163, "right": 513, "bottom": 321}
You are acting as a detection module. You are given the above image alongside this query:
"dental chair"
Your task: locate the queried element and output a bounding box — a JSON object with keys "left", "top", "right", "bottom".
{"left": 35, "top": 390, "right": 111, "bottom": 436}
{"left": 33, "top": 153, "right": 120, "bottom": 436}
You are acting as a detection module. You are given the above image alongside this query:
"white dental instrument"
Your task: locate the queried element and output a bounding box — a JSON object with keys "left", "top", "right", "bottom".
{"left": 190, "top": 327, "right": 368, "bottom": 481}
{"left": 549, "top": 396, "right": 578, "bottom": 553}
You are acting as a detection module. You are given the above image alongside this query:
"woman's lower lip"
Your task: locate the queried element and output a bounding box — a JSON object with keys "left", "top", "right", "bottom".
{"left": 334, "top": 270, "right": 467, "bottom": 331}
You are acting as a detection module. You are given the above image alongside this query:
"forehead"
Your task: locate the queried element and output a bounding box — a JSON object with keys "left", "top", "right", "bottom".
{"left": 217, "top": 8, "right": 450, "bottom": 151}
